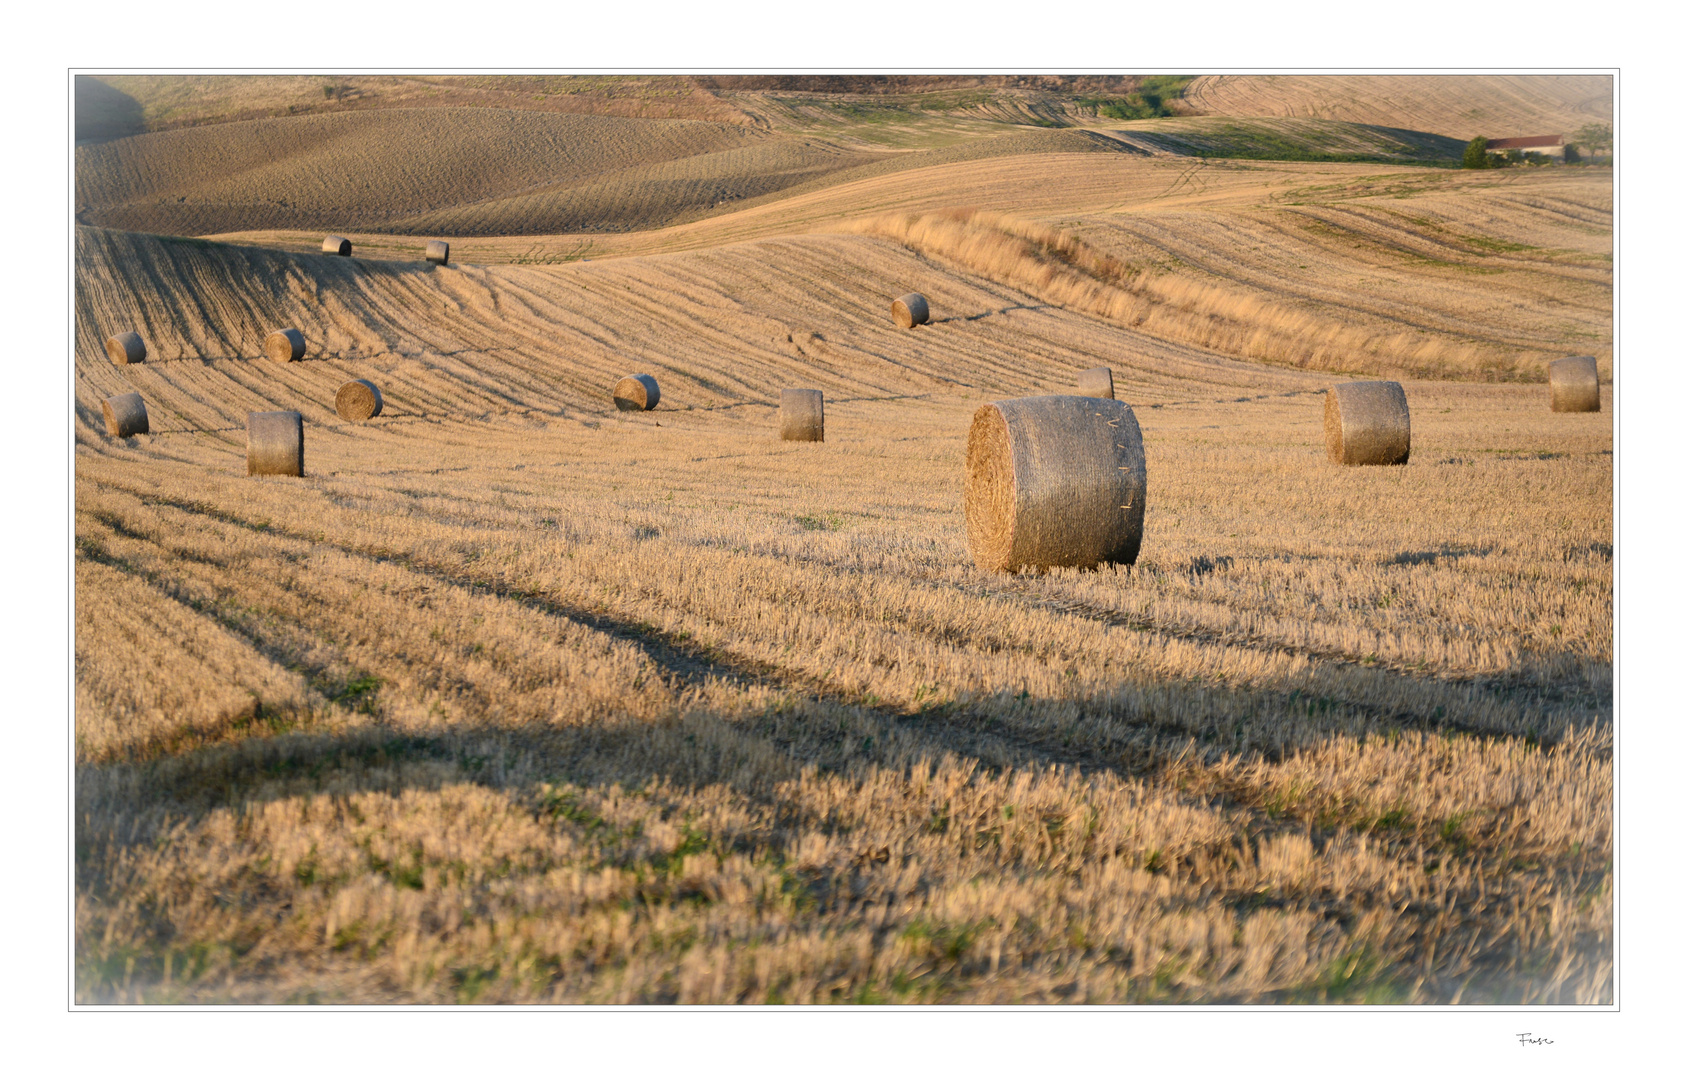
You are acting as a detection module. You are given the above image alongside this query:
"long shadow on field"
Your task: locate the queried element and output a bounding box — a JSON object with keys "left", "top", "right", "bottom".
{"left": 74, "top": 76, "right": 145, "bottom": 144}
{"left": 76, "top": 493, "right": 1613, "bottom": 1005}
{"left": 928, "top": 304, "right": 1051, "bottom": 325}
{"left": 74, "top": 689, "right": 1612, "bottom": 1007}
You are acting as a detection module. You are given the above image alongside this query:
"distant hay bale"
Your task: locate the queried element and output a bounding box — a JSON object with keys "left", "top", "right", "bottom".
{"left": 780, "top": 388, "right": 824, "bottom": 442}
{"left": 104, "top": 331, "right": 145, "bottom": 365}
{"left": 335, "top": 379, "right": 383, "bottom": 421}
{"left": 892, "top": 293, "right": 930, "bottom": 329}
{"left": 322, "top": 236, "right": 352, "bottom": 256}
{"left": 965, "top": 395, "right": 1147, "bottom": 573}
{"left": 247, "top": 410, "right": 303, "bottom": 477}
{"left": 1324, "top": 380, "right": 1410, "bottom": 465}
{"left": 613, "top": 374, "right": 660, "bottom": 412}
{"left": 1549, "top": 355, "right": 1600, "bottom": 412}
{"left": 1076, "top": 366, "right": 1115, "bottom": 399}
{"left": 264, "top": 328, "right": 306, "bottom": 363}
{"left": 101, "top": 392, "right": 149, "bottom": 438}
{"left": 425, "top": 240, "right": 450, "bottom": 265}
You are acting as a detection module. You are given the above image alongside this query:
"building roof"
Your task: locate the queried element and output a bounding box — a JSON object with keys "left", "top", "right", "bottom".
{"left": 1485, "top": 135, "right": 1565, "bottom": 150}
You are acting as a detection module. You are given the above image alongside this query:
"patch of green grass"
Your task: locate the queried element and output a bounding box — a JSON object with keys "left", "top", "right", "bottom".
{"left": 1080, "top": 76, "right": 1193, "bottom": 120}
{"left": 451, "top": 962, "right": 501, "bottom": 1003}
{"left": 1459, "top": 233, "right": 1536, "bottom": 253}
{"left": 900, "top": 918, "right": 988, "bottom": 962}
{"left": 1283, "top": 946, "right": 1411, "bottom": 1004}
{"left": 794, "top": 512, "right": 844, "bottom": 531}
{"left": 364, "top": 842, "right": 426, "bottom": 891}
{"left": 329, "top": 672, "right": 383, "bottom": 714}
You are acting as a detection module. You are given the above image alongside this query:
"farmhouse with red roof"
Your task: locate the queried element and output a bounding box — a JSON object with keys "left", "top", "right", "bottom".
{"left": 1485, "top": 134, "right": 1566, "bottom": 159}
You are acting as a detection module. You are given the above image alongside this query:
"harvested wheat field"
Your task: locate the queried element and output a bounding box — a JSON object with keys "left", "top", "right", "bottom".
{"left": 73, "top": 75, "right": 1613, "bottom": 1006}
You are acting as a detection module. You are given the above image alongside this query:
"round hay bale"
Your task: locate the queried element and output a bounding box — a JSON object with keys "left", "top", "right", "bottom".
{"left": 104, "top": 331, "right": 145, "bottom": 365}
{"left": 1324, "top": 380, "right": 1410, "bottom": 466}
{"left": 780, "top": 388, "right": 824, "bottom": 442}
{"left": 247, "top": 410, "right": 303, "bottom": 477}
{"left": 1076, "top": 366, "right": 1115, "bottom": 399}
{"left": 613, "top": 374, "right": 660, "bottom": 412}
{"left": 335, "top": 379, "right": 383, "bottom": 421}
{"left": 892, "top": 293, "right": 930, "bottom": 329}
{"left": 101, "top": 392, "right": 149, "bottom": 438}
{"left": 1549, "top": 355, "right": 1600, "bottom": 412}
{"left": 323, "top": 235, "right": 352, "bottom": 257}
{"left": 425, "top": 240, "right": 450, "bottom": 265}
{"left": 264, "top": 328, "right": 306, "bottom": 363}
{"left": 965, "top": 395, "right": 1147, "bottom": 573}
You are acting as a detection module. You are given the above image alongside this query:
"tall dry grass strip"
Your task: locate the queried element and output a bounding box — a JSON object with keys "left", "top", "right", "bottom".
{"left": 847, "top": 210, "right": 1542, "bottom": 381}
{"left": 322, "top": 236, "right": 351, "bottom": 257}
{"left": 264, "top": 328, "right": 306, "bottom": 363}
{"left": 246, "top": 410, "right": 303, "bottom": 477}
{"left": 425, "top": 240, "right": 450, "bottom": 265}
{"left": 780, "top": 388, "right": 825, "bottom": 442}
{"left": 104, "top": 331, "right": 145, "bottom": 366}
{"left": 100, "top": 392, "right": 149, "bottom": 438}
{"left": 613, "top": 374, "right": 660, "bottom": 412}
{"left": 1077, "top": 366, "right": 1115, "bottom": 399}
{"left": 965, "top": 394, "right": 1147, "bottom": 573}
{"left": 335, "top": 379, "right": 383, "bottom": 421}
{"left": 1325, "top": 381, "right": 1410, "bottom": 466}
{"left": 892, "top": 293, "right": 930, "bottom": 329}
{"left": 1550, "top": 356, "right": 1600, "bottom": 413}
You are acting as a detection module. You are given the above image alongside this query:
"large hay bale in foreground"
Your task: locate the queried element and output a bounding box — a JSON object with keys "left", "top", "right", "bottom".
{"left": 104, "top": 331, "right": 145, "bottom": 365}
{"left": 1549, "top": 355, "right": 1600, "bottom": 412}
{"left": 335, "top": 379, "right": 383, "bottom": 421}
{"left": 892, "top": 293, "right": 930, "bottom": 329}
{"left": 247, "top": 410, "right": 303, "bottom": 477}
{"left": 101, "top": 392, "right": 149, "bottom": 438}
{"left": 1324, "top": 381, "right": 1410, "bottom": 465}
{"left": 323, "top": 236, "right": 352, "bottom": 257}
{"left": 780, "top": 388, "right": 824, "bottom": 442}
{"left": 1076, "top": 366, "right": 1115, "bottom": 399}
{"left": 613, "top": 374, "right": 660, "bottom": 412}
{"left": 425, "top": 240, "right": 450, "bottom": 265}
{"left": 965, "top": 395, "right": 1147, "bottom": 573}
{"left": 264, "top": 328, "right": 306, "bottom": 363}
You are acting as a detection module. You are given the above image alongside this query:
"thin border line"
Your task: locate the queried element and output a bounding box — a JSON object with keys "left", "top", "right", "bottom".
{"left": 68, "top": 67, "right": 1618, "bottom": 1014}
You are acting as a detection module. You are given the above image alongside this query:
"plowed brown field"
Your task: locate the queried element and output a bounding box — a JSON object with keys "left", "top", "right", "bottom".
{"left": 76, "top": 109, "right": 770, "bottom": 236}
{"left": 1183, "top": 75, "right": 1613, "bottom": 140}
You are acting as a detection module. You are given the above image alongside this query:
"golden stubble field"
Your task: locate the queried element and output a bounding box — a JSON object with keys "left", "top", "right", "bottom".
{"left": 73, "top": 100, "right": 1612, "bottom": 1004}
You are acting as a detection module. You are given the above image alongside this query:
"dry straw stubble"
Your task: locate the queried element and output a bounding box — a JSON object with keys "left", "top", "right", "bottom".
{"left": 246, "top": 410, "right": 303, "bottom": 476}
{"left": 425, "top": 240, "right": 450, "bottom": 265}
{"left": 264, "top": 328, "right": 306, "bottom": 363}
{"left": 780, "top": 388, "right": 825, "bottom": 442}
{"left": 613, "top": 374, "right": 661, "bottom": 412}
{"left": 335, "top": 379, "right": 383, "bottom": 421}
{"left": 1077, "top": 365, "right": 1115, "bottom": 399}
{"left": 1325, "top": 381, "right": 1411, "bottom": 466}
{"left": 101, "top": 392, "right": 148, "bottom": 438}
{"left": 322, "top": 235, "right": 351, "bottom": 256}
{"left": 104, "top": 331, "right": 145, "bottom": 365}
{"left": 1549, "top": 356, "right": 1600, "bottom": 413}
{"left": 892, "top": 292, "right": 930, "bottom": 329}
{"left": 965, "top": 394, "right": 1147, "bottom": 573}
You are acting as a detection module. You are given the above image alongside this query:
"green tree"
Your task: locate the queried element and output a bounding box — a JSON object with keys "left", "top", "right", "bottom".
{"left": 1462, "top": 135, "right": 1492, "bottom": 169}
{"left": 1571, "top": 122, "right": 1613, "bottom": 159}
{"left": 1563, "top": 143, "right": 1581, "bottom": 164}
